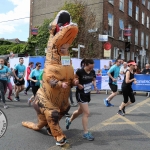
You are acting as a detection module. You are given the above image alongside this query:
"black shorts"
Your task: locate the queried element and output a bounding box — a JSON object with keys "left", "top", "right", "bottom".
{"left": 76, "top": 91, "right": 91, "bottom": 103}
{"left": 14, "top": 78, "right": 25, "bottom": 86}
{"left": 109, "top": 83, "right": 118, "bottom": 92}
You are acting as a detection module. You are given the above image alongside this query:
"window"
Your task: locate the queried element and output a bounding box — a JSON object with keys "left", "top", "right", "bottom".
{"left": 142, "top": 12, "right": 145, "bottom": 25}
{"left": 128, "top": 0, "right": 132, "bottom": 17}
{"left": 147, "top": 16, "right": 149, "bottom": 28}
{"left": 119, "top": 19, "right": 124, "bottom": 40}
{"left": 119, "top": 0, "right": 124, "bottom": 11}
{"left": 141, "top": 32, "right": 144, "bottom": 47}
{"left": 108, "top": 0, "right": 114, "bottom": 5}
{"left": 127, "top": 52, "right": 130, "bottom": 61}
{"left": 108, "top": 13, "right": 114, "bottom": 37}
{"left": 148, "top": 1, "right": 150, "bottom": 10}
{"left": 135, "top": 28, "right": 138, "bottom": 45}
{"left": 128, "top": 24, "right": 132, "bottom": 42}
{"left": 142, "top": 0, "right": 146, "bottom": 5}
{"left": 135, "top": 6, "right": 139, "bottom": 21}
{"left": 131, "top": 52, "right": 134, "bottom": 60}
{"left": 146, "top": 35, "right": 149, "bottom": 49}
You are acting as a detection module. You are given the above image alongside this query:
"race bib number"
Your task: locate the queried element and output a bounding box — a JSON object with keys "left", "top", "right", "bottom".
{"left": 61, "top": 56, "right": 70, "bottom": 66}
{"left": 0, "top": 73, "right": 6, "bottom": 78}
{"left": 18, "top": 72, "right": 23, "bottom": 77}
{"left": 84, "top": 82, "right": 92, "bottom": 93}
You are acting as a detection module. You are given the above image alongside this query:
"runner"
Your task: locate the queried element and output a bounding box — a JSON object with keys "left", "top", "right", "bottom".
{"left": 28, "top": 62, "right": 41, "bottom": 97}
{"left": 104, "top": 59, "right": 121, "bottom": 107}
{"left": 117, "top": 60, "right": 137, "bottom": 116}
{"left": 6, "top": 62, "right": 13, "bottom": 101}
{"left": 28, "top": 63, "right": 43, "bottom": 106}
{"left": 24, "top": 62, "right": 34, "bottom": 95}
{"left": 0, "top": 58, "right": 9, "bottom": 108}
{"left": 13, "top": 58, "right": 26, "bottom": 101}
{"left": 66, "top": 58, "right": 97, "bottom": 141}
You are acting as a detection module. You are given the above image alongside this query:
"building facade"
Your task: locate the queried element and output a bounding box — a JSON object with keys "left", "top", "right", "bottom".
{"left": 104, "top": 0, "right": 150, "bottom": 68}
{"left": 30, "top": 0, "right": 150, "bottom": 67}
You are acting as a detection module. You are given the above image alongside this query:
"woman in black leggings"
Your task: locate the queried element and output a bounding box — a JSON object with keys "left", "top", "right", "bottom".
{"left": 117, "top": 60, "right": 137, "bottom": 116}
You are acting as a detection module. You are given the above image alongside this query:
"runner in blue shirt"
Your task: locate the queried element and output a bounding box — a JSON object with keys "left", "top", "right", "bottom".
{"left": 28, "top": 62, "right": 41, "bottom": 98}
{"left": 13, "top": 58, "right": 26, "bottom": 101}
{"left": 104, "top": 59, "right": 121, "bottom": 107}
{"left": 0, "top": 58, "right": 9, "bottom": 109}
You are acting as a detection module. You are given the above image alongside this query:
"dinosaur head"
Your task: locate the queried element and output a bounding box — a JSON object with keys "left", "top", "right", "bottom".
{"left": 48, "top": 10, "right": 78, "bottom": 56}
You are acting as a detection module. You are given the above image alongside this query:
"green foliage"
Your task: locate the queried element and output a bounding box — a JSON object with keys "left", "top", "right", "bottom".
{"left": 0, "top": 41, "right": 26, "bottom": 55}
{"left": 24, "top": 19, "right": 52, "bottom": 56}
{"left": 0, "top": 40, "right": 12, "bottom": 45}
{"left": 24, "top": 0, "right": 98, "bottom": 58}
{"left": 58, "top": 1, "right": 84, "bottom": 25}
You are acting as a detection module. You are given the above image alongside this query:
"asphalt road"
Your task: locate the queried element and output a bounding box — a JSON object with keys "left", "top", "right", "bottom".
{"left": 0, "top": 91, "right": 150, "bottom": 150}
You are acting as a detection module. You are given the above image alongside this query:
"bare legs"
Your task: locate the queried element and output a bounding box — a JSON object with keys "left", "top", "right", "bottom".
{"left": 107, "top": 91, "right": 118, "bottom": 102}
{"left": 70, "top": 103, "right": 89, "bottom": 133}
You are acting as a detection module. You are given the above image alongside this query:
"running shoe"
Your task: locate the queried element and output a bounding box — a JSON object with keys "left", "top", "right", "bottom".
{"left": 4, "top": 105, "right": 9, "bottom": 109}
{"left": 108, "top": 102, "right": 114, "bottom": 107}
{"left": 83, "top": 132, "right": 94, "bottom": 141}
{"left": 24, "top": 91, "right": 27, "bottom": 95}
{"left": 56, "top": 137, "right": 67, "bottom": 146}
{"left": 117, "top": 110, "right": 124, "bottom": 116}
{"left": 7, "top": 97, "right": 12, "bottom": 101}
{"left": 65, "top": 112, "right": 71, "bottom": 117}
{"left": 14, "top": 97, "right": 19, "bottom": 101}
{"left": 28, "top": 98, "right": 31, "bottom": 106}
{"left": 66, "top": 117, "right": 71, "bottom": 130}
{"left": 122, "top": 106, "right": 126, "bottom": 114}
{"left": 46, "top": 127, "right": 52, "bottom": 136}
{"left": 104, "top": 99, "right": 109, "bottom": 107}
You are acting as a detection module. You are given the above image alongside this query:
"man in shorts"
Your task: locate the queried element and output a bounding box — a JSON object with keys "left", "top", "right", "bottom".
{"left": 13, "top": 58, "right": 26, "bottom": 101}
{"left": 104, "top": 59, "right": 121, "bottom": 107}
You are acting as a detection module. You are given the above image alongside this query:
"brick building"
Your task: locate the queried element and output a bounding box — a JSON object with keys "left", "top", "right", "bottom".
{"left": 30, "top": 0, "right": 150, "bottom": 67}
{"left": 104, "top": 0, "right": 150, "bottom": 68}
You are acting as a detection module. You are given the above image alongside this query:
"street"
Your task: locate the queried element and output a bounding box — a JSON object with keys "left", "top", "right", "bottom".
{"left": 0, "top": 91, "right": 150, "bottom": 150}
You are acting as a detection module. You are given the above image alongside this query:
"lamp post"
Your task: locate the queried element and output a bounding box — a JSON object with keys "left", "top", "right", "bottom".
{"left": 72, "top": 44, "right": 85, "bottom": 59}
{"left": 35, "top": 47, "right": 39, "bottom": 56}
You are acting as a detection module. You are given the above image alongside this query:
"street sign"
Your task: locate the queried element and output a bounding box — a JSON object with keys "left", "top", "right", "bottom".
{"left": 72, "top": 48, "right": 78, "bottom": 51}
{"left": 79, "top": 45, "right": 85, "bottom": 48}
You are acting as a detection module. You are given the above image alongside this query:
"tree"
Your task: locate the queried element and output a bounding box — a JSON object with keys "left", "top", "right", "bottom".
{"left": 0, "top": 40, "right": 25, "bottom": 55}
{"left": 60, "top": 0, "right": 100, "bottom": 58}
{"left": 24, "top": 19, "right": 52, "bottom": 56}
{"left": 25, "top": 0, "right": 100, "bottom": 58}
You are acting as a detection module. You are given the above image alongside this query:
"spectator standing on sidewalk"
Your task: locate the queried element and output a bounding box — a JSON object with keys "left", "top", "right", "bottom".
{"left": 141, "top": 64, "right": 150, "bottom": 74}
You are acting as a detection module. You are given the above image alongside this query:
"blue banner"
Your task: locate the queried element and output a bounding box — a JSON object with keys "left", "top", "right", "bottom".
{"left": 132, "top": 75, "right": 150, "bottom": 91}
{"left": 93, "top": 59, "right": 100, "bottom": 73}
{"left": 29, "top": 57, "right": 46, "bottom": 69}
{"left": 92, "top": 76, "right": 101, "bottom": 90}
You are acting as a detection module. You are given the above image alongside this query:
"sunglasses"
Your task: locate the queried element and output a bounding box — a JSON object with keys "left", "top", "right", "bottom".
{"left": 38, "top": 66, "right": 41, "bottom": 67}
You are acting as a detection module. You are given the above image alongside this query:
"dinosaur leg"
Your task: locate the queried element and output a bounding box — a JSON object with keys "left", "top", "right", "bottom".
{"left": 22, "top": 113, "right": 47, "bottom": 130}
{"left": 44, "top": 109, "right": 66, "bottom": 142}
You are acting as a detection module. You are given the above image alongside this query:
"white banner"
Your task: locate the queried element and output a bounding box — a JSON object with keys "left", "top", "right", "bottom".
{"left": 71, "top": 58, "right": 82, "bottom": 73}
{"left": 101, "top": 75, "right": 124, "bottom": 90}
{"left": 100, "top": 59, "right": 114, "bottom": 70}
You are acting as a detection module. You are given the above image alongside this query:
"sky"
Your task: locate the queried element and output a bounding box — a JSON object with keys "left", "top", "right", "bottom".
{"left": 0, "top": 0, "right": 30, "bottom": 41}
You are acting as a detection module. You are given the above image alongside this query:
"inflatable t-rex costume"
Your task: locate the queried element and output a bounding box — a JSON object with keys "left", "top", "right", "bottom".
{"left": 22, "top": 10, "right": 78, "bottom": 145}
